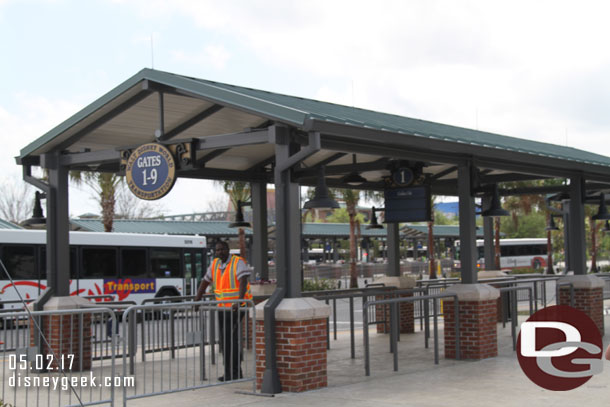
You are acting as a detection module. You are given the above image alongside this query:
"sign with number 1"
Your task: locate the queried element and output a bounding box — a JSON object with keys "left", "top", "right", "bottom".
{"left": 125, "top": 143, "right": 177, "bottom": 200}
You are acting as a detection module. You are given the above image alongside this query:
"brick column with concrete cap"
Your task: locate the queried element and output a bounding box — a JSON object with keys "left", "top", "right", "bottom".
{"left": 244, "top": 283, "right": 276, "bottom": 348}
{"left": 29, "top": 296, "right": 93, "bottom": 372}
{"left": 374, "top": 276, "right": 416, "bottom": 334}
{"left": 443, "top": 284, "right": 500, "bottom": 360}
{"left": 254, "top": 297, "right": 331, "bottom": 392}
{"left": 558, "top": 275, "right": 605, "bottom": 336}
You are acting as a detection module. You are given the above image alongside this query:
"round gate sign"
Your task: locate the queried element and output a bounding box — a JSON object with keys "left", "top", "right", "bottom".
{"left": 125, "top": 143, "right": 176, "bottom": 200}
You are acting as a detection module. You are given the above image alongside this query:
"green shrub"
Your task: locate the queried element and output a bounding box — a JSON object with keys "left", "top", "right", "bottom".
{"left": 509, "top": 267, "right": 538, "bottom": 274}
{"left": 303, "top": 278, "right": 338, "bottom": 292}
{"left": 1, "top": 400, "right": 14, "bottom": 407}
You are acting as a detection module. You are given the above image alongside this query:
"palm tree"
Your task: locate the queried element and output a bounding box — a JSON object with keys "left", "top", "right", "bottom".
{"left": 585, "top": 204, "right": 603, "bottom": 272}
{"left": 428, "top": 195, "right": 438, "bottom": 279}
{"left": 72, "top": 172, "right": 123, "bottom": 232}
{"left": 336, "top": 189, "right": 361, "bottom": 288}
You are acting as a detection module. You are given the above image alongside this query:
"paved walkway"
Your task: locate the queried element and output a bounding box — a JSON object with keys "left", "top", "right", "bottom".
{"left": 127, "top": 312, "right": 610, "bottom": 407}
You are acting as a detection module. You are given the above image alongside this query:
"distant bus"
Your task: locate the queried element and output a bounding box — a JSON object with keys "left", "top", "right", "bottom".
{"left": 456, "top": 238, "right": 547, "bottom": 270}
{"left": 0, "top": 230, "right": 207, "bottom": 307}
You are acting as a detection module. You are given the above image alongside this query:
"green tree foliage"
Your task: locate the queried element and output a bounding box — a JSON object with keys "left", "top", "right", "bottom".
{"left": 326, "top": 208, "right": 365, "bottom": 224}
{"left": 433, "top": 209, "right": 458, "bottom": 225}
{"left": 500, "top": 211, "right": 546, "bottom": 238}
{"left": 72, "top": 171, "right": 122, "bottom": 232}
{"left": 302, "top": 278, "right": 338, "bottom": 291}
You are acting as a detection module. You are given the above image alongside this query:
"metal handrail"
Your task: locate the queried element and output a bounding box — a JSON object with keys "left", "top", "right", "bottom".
{"left": 362, "top": 292, "right": 460, "bottom": 376}
{"left": 498, "top": 286, "right": 533, "bottom": 351}
{"left": 308, "top": 286, "right": 428, "bottom": 357}
{"left": 121, "top": 299, "right": 257, "bottom": 402}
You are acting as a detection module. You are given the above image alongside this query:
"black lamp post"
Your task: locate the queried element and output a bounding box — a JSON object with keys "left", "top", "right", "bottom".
{"left": 21, "top": 191, "right": 47, "bottom": 228}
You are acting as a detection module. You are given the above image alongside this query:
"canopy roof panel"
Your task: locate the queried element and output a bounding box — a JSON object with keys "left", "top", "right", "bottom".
{"left": 0, "top": 218, "right": 22, "bottom": 230}
{"left": 71, "top": 219, "right": 252, "bottom": 236}
{"left": 18, "top": 68, "right": 610, "bottom": 191}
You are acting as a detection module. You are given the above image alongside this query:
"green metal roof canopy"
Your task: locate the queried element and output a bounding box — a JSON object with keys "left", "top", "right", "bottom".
{"left": 70, "top": 219, "right": 252, "bottom": 237}
{"left": 17, "top": 68, "right": 610, "bottom": 193}
{"left": 0, "top": 218, "right": 22, "bottom": 230}
{"left": 70, "top": 219, "right": 486, "bottom": 240}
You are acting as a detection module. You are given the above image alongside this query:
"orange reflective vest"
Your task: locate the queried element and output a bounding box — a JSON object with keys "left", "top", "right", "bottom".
{"left": 212, "top": 255, "right": 252, "bottom": 307}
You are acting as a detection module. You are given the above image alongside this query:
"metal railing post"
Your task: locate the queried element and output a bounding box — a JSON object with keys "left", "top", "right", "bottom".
{"left": 349, "top": 296, "right": 355, "bottom": 359}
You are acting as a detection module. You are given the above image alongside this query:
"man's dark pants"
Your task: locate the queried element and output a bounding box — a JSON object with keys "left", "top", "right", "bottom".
{"left": 218, "top": 308, "right": 244, "bottom": 380}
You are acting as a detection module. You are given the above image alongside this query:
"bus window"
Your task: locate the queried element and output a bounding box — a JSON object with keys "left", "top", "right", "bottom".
{"left": 121, "top": 248, "right": 147, "bottom": 278}
{"left": 2, "top": 245, "right": 36, "bottom": 279}
{"left": 82, "top": 248, "right": 117, "bottom": 278}
{"left": 40, "top": 247, "right": 78, "bottom": 279}
{"left": 151, "top": 248, "right": 181, "bottom": 278}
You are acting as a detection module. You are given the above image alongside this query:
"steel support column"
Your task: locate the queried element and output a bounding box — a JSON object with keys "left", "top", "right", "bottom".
{"left": 562, "top": 200, "right": 571, "bottom": 272}
{"left": 458, "top": 164, "right": 477, "bottom": 284}
{"left": 387, "top": 223, "right": 400, "bottom": 277}
{"left": 482, "top": 196, "right": 494, "bottom": 270}
{"left": 43, "top": 152, "right": 70, "bottom": 296}
{"left": 568, "top": 177, "right": 586, "bottom": 274}
{"left": 251, "top": 181, "right": 269, "bottom": 281}
{"left": 262, "top": 126, "right": 319, "bottom": 394}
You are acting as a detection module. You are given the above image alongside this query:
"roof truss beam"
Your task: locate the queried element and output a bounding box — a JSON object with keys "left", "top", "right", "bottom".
{"left": 195, "top": 148, "right": 229, "bottom": 167}
{"left": 296, "top": 157, "right": 389, "bottom": 178}
{"left": 157, "top": 104, "right": 224, "bottom": 142}
{"left": 305, "top": 152, "right": 347, "bottom": 171}
{"left": 431, "top": 166, "right": 458, "bottom": 180}
{"left": 179, "top": 167, "right": 271, "bottom": 182}
{"left": 195, "top": 129, "right": 269, "bottom": 150}
{"left": 247, "top": 155, "right": 275, "bottom": 172}
{"left": 320, "top": 138, "right": 468, "bottom": 166}
{"left": 59, "top": 149, "right": 121, "bottom": 167}
{"left": 307, "top": 119, "right": 610, "bottom": 181}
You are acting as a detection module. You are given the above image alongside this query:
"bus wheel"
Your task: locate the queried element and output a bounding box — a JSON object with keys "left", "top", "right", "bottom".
{"left": 153, "top": 286, "right": 181, "bottom": 319}
{"left": 155, "top": 286, "right": 181, "bottom": 298}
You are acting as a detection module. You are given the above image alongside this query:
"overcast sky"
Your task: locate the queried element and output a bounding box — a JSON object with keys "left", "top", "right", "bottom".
{"left": 3, "top": 0, "right": 610, "bottom": 217}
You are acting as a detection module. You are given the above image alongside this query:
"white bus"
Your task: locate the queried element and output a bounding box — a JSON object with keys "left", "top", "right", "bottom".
{"left": 456, "top": 238, "right": 548, "bottom": 270}
{"left": 0, "top": 230, "right": 207, "bottom": 307}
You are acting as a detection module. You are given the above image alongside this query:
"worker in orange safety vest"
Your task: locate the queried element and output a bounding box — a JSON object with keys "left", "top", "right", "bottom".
{"left": 195, "top": 240, "right": 252, "bottom": 381}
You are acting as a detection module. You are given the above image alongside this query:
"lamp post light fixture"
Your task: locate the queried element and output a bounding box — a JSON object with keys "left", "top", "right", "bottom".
{"left": 303, "top": 166, "right": 340, "bottom": 209}
{"left": 592, "top": 194, "right": 610, "bottom": 220}
{"left": 545, "top": 214, "right": 560, "bottom": 231}
{"left": 21, "top": 191, "right": 47, "bottom": 228}
{"left": 481, "top": 184, "right": 510, "bottom": 217}
{"left": 228, "top": 200, "right": 252, "bottom": 228}
{"left": 341, "top": 154, "right": 367, "bottom": 186}
{"left": 366, "top": 206, "right": 385, "bottom": 230}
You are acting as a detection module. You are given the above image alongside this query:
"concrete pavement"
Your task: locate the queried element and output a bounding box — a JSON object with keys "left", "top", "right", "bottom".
{"left": 126, "top": 312, "right": 610, "bottom": 407}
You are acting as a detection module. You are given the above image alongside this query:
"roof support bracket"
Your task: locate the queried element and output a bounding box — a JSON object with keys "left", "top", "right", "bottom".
{"left": 276, "top": 131, "right": 320, "bottom": 172}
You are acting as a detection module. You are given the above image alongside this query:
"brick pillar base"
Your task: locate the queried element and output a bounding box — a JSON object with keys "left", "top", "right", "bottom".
{"left": 244, "top": 284, "right": 275, "bottom": 349}
{"left": 255, "top": 297, "right": 330, "bottom": 392}
{"left": 443, "top": 284, "right": 500, "bottom": 360}
{"left": 558, "top": 275, "right": 605, "bottom": 336}
{"left": 29, "top": 296, "right": 93, "bottom": 372}
{"left": 375, "top": 293, "right": 414, "bottom": 334}
{"left": 373, "top": 276, "right": 415, "bottom": 334}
